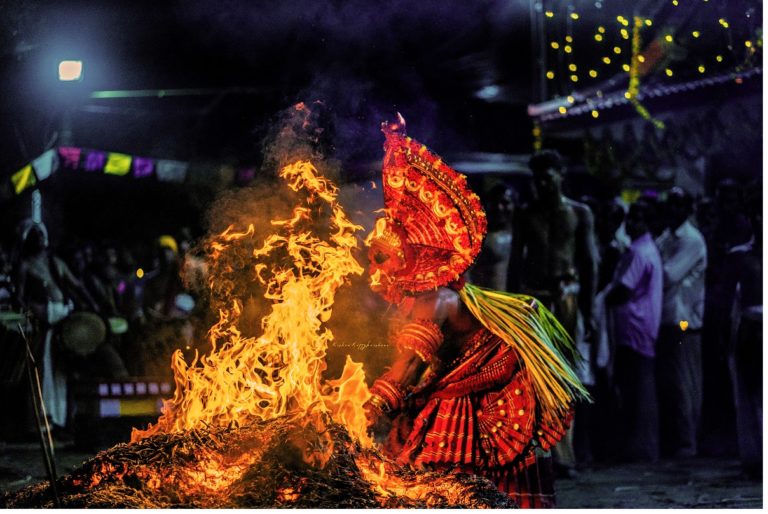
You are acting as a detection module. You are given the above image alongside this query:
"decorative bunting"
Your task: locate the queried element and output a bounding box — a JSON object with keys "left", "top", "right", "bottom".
{"left": 3, "top": 146, "right": 264, "bottom": 197}
{"left": 133, "top": 157, "right": 154, "bottom": 178}
{"left": 31, "top": 149, "right": 58, "bottom": 181}
{"left": 11, "top": 164, "right": 36, "bottom": 195}
{"left": 58, "top": 147, "right": 82, "bottom": 170}
{"left": 156, "top": 159, "right": 188, "bottom": 183}
{"left": 104, "top": 152, "right": 132, "bottom": 176}
{"left": 84, "top": 150, "right": 107, "bottom": 172}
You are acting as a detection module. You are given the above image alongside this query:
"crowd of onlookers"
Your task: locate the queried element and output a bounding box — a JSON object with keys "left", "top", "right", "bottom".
{"left": 469, "top": 152, "right": 762, "bottom": 481}
{"left": 0, "top": 224, "right": 207, "bottom": 440}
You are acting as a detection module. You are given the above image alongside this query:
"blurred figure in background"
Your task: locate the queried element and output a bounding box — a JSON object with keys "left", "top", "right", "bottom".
{"left": 507, "top": 150, "right": 598, "bottom": 477}
{"left": 588, "top": 197, "right": 630, "bottom": 463}
{"left": 13, "top": 220, "right": 96, "bottom": 433}
{"left": 699, "top": 179, "right": 753, "bottom": 457}
{"left": 727, "top": 182, "right": 762, "bottom": 479}
{"left": 143, "top": 235, "right": 185, "bottom": 320}
{"left": 469, "top": 182, "right": 516, "bottom": 290}
{"left": 654, "top": 188, "right": 707, "bottom": 458}
{"left": 605, "top": 199, "right": 663, "bottom": 462}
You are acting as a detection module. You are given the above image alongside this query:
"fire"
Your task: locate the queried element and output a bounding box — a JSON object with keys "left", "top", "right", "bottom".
{"left": 131, "top": 160, "right": 373, "bottom": 487}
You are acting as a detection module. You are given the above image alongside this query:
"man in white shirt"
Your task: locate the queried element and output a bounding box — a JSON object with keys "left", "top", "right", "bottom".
{"left": 655, "top": 188, "right": 707, "bottom": 458}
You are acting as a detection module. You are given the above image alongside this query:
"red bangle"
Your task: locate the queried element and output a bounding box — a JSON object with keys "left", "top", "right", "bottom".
{"left": 370, "top": 376, "right": 406, "bottom": 413}
{"left": 393, "top": 319, "right": 443, "bottom": 362}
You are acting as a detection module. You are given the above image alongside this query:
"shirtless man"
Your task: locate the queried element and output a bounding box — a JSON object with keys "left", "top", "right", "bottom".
{"left": 507, "top": 150, "right": 598, "bottom": 475}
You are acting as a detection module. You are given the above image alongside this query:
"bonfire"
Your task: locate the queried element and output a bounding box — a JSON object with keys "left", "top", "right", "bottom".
{"left": 2, "top": 157, "right": 515, "bottom": 509}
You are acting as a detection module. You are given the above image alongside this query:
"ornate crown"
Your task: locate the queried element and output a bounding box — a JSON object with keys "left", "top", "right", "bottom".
{"left": 368, "top": 114, "right": 487, "bottom": 301}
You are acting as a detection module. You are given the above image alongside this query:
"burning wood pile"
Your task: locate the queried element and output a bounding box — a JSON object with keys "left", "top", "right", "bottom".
{"left": 3, "top": 419, "right": 515, "bottom": 508}
{"left": 2, "top": 132, "right": 516, "bottom": 509}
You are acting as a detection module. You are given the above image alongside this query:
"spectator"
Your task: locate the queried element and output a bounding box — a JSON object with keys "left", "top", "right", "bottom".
{"left": 507, "top": 150, "right": 599, "bottom": 477}
{"left": 654, "top": 187, "right": 707, "bottom": 458}
{"left": 588, "top": 197, "right": 629, "bottom": 463}
{"left": 13, "top": 220, "right": 94, "bottom": 432}
{"left": 470, "top": 182, "right": 516, "bottom": 290}
{"left": 699, "top": 180, "right": 752, "bottom": 457}
{"left": 727, "top": 184, "right": 762, "bottom": 479}
{"left": 605, "top": 199, "right": 663, "bottom": 462}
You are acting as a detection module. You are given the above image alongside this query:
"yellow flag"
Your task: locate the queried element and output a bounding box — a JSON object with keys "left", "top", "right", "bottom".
{"left": 11, "top": 164, "right": 36, "bottom": 194}
{"left": 104, "top": 153, "right": 132, "bottom": 176}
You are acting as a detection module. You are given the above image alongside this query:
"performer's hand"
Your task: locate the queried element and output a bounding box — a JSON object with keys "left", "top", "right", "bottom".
{"left": 363, "top": 400, "right": 381, "bottom": 428}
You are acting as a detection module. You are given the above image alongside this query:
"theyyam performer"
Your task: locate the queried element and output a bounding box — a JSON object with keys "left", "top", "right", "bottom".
{"left": 363, "top": 114, "right": 590, "bottom": 508}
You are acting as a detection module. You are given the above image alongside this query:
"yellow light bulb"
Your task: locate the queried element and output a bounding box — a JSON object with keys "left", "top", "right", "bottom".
{"left": 591, "top": 110, "right": 599, "bottom": 118}
{"left": 672, "top": 0, "right": 678, "bottom": 5}
{"left": 570, "top": 74, "right": 579, "bottom": 82}
{"left": 136, "top": 268, "right": 145, "bottom": 279}
{"left": 551, "top": 41, "right": 560, "bottom": 49}
{"left": 569, "top": 63, "right": 578, "bottom": 71}
{"left": 545, "top": 10, "right": 554, "bottom": 18}
{"left": 745, "top": 40, "right": 753, "bottom": 48}
{"left": 665, "top": 34, "right": 673, "bottom": 43}
{"left": 570, "top": 12, "right": 579, "bottom": 20}
{"left": 595, "top": 34, "right": 604, "bottom": 42}
{"left": 565, "top": 35, "right": 573, "bottom": 43}
{"left": 638, "top": 55, "right": 646, "bottom": 63}
{"left": 613, "top": 46, "right": 622, "bottom": 54}
{"left": 698, "top": 65, "right": 705, "bottom": 73}
{"left": 558, "top": 106, "right": 567, "bottom": 114}
{"left": 665, "top": 68, "right": 673, "bottom": 76}
{"left": 598, "top": 26, "right": 606, "bottom": 33}
{"left": 589, "top": 69, "right": 598, "bottom": 78}
{"left": 692, "top": 31, "right": 700, "bottom": 38}
{"left": 603, "top": 56, "right": 612, "bottom": 64}
{"left": 567, "top": 95, "right": 575, "bottom": 103}
{"left": 716, "top": 55, "right": 723, "bottom": 62}
{"left": 564, "top": 45, "right": 573, "bottom": 53}
{"left": 546, "top": 71, "right": 555, "bottom": 79}
{"left": 645, "top": 19, "right": 653, "bottom": 27}
{"left": 624, "top": 91, "right": 632, "bottom": 99}
{"left": 622, "top": 63, "right": 630, "bottom": 72}
{"left": 621, "top": 29, "right": 629, "bottom": 39}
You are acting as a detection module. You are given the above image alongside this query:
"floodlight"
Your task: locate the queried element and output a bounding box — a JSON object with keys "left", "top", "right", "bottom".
{"left": 58, "top": 60, "right": 83, "bottom": 81}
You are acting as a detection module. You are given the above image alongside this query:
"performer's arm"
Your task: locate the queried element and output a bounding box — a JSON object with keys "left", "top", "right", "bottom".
{"left": 367, "top": 290, "right": 451, "bottom": 419}
{"left": 575, "top": 203, "right": 599, "bottom": 324}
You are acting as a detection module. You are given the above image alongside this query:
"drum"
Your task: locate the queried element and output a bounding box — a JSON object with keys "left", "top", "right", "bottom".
{"left": 60, "top": 311, "right": 106, "bottom": 357}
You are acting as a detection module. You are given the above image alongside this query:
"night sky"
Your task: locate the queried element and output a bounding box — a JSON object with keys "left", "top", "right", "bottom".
{"left": 0, "top": 0, "right": 535, "bottom": 174}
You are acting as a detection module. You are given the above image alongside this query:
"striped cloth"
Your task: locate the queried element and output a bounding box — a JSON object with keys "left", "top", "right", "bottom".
{"left": 390, "top": 328, "right": 570, "bottom": 508}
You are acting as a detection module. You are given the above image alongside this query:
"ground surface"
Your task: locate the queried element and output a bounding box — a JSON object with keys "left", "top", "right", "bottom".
{"left": 0, "top": 440, "right": 762, "bottom": 508}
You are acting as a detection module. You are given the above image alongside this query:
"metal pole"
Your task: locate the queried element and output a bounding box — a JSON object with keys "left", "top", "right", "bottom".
{"left": 530, "top": 0, "right": 548, "bottom": 104}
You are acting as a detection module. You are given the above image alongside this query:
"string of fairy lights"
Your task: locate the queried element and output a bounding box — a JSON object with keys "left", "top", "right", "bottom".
{"left": 540, "top": 0, "right": 762, "bottom": 116}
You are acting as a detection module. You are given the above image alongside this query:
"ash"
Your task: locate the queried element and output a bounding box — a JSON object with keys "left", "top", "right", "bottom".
{"left": 2, "top": 419, "right": 516, "bottom": 509}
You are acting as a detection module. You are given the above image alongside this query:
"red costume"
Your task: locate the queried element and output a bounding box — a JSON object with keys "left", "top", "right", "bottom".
{"left": 365, "top": 115, "right": 589, "bottom": 508}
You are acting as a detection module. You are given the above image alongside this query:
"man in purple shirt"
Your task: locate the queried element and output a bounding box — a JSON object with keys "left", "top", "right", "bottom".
{"left": 606, "top": 199, "right": 664, "bottom": 462}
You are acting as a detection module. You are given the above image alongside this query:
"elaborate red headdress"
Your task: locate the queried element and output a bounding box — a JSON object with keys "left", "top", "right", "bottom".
{"left": 367, "top": 114, "right": 487, "bottom": 303}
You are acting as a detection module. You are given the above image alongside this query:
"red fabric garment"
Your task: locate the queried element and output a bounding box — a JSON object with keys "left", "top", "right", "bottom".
{"left": 386, "top": 327, "right": 569, "bottom": 507}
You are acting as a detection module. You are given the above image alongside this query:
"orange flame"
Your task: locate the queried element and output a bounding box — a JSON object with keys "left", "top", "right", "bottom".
{"left": 131, "top": 160, "right": 375, "bottom": 488}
